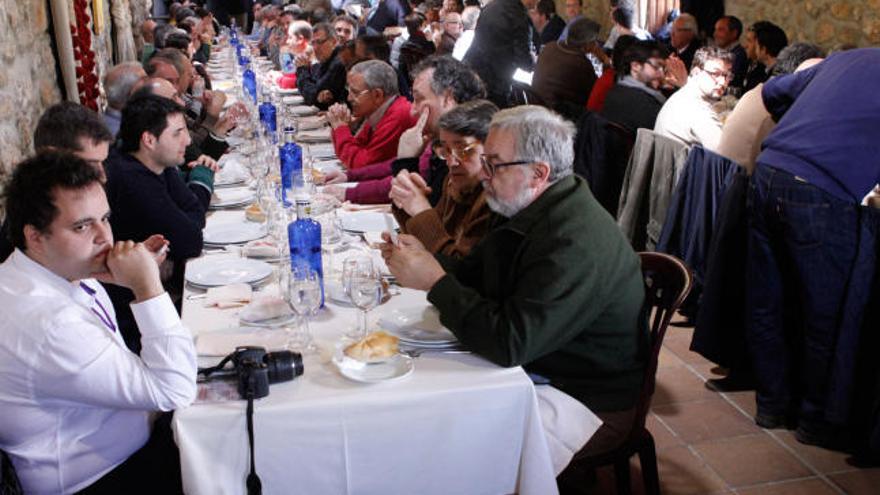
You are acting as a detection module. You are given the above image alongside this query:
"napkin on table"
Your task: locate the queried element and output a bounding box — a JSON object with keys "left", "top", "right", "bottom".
{"left": 204, "top": 283, "right": 253, "bottom": 309}
{"left": 196, "top": 330, "right": 289, "bottom": 356}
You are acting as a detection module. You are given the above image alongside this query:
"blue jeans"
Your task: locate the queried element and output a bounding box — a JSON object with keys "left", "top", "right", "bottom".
{"left": 746, "top": 165, "right": 860, "bottom": 427}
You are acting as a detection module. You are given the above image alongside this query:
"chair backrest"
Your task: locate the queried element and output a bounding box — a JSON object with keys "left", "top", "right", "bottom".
{"left": 628, "top": 252, "right": 693, "bottom": 437}
{"left": 0, "top": 449, "right": 22, "bottom": 495}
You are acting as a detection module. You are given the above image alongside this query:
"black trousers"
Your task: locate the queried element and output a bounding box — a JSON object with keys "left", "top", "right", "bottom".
{"left": 76, "top": 413, "right": 183, "bottom": 495}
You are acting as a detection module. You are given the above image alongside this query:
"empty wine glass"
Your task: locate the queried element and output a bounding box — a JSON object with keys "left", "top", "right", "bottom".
{"left": 286, "top": 266, "right": 322, "bottom": 354}
{"left": 346, "top": 258, "right": 382, "bottom": 341}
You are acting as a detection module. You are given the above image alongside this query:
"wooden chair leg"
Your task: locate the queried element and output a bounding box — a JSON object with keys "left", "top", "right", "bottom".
{"left": 613, "top": 457, "right": 632, "bottom": 495}
{"left": 638, "top": 433, "right": 661, "bottom": 495}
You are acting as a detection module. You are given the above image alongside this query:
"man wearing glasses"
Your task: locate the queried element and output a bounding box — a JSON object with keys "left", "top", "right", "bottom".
{"left": 654, "top": 46, "right": 734, "bottom": 151}
{"left": 295, "top": 22, "right": 348, "bottom": 110}
{"left": 382, "top": 105, "right": 647, "bottom": 474}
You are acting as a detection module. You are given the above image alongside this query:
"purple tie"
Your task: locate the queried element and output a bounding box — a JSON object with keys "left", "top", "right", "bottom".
{"left": 79, "top": 282, "right": 117, "bottom": 333}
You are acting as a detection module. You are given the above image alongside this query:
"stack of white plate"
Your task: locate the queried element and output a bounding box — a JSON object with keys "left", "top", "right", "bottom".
{"left": 210, "top": 187, "right": 254, "bottom": 209}
{"left": 203, "top": 221, "right": 267, "bottom": 247}
{"left": 379, "top": 307, "right": 460, "bottom": 349}
{"left": 186, "top": 258, "right": 274, "bottom": 289}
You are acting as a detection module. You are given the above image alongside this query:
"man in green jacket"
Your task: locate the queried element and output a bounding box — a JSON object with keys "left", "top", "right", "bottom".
{"left": 383, "top": 105, "right": 647, "bottom": 468}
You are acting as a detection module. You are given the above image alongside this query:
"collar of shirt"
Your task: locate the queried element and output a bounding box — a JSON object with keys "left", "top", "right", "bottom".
{"left": 364, "top": 95, "right": 398, "bottom": 130}
{"left": 8, "top": 249, "right": 84, "bottom": 300}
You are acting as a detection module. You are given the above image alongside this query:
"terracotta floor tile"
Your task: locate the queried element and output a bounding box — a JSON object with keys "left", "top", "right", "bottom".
{"left": 736, "top": 477, "right": 840, "bottom": 495}
{"left": 827, "top": 468, "right": 880, "bottom": 494}
{"left": 658, "top": 346, "right": 685, "bottom": 368}
{"left": 647, "top": 413, "right": 684, "bottom": 451}
{"left": 688, "top": 360, "right": 723, "bottom": 382}
{"left": 770, "top": 430, "right": 854, "bottom": 474}
{"left": 653, "top": 365, "right": 718, "bottom": 407}
{"left": 655, "top": 446, "right": 729, "bottom": 494}
{"left": 725, "top": 390, "right": 758, "bottom": 420}
{"left": 692, "top": 434, "right": 812, "bottom": 487}
{"left": 655, "top": 398, "right": 760, "bottom": 443}
{"left": 663, "top": 335, "right": 709, "bottom": 365}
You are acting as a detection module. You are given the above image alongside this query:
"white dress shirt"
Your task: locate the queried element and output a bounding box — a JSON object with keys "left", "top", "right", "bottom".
{"left": 654, "top": 83, "right": 724, "bottom": 151}
{"left": 0, "top": 250, "right": 197, "bottom": 494}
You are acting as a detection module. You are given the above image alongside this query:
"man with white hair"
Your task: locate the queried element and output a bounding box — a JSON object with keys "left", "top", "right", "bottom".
{"left": 381, "top": 105, "right": 648, "bottom": 472}
{"left": 668, "top": 12, "right": 700, "bottom": 70}
{"left": 452, "top": 6, "right": 479, "bottom": 60}
{"left": 103, "top": 62, "right": 147, "bottom": 136}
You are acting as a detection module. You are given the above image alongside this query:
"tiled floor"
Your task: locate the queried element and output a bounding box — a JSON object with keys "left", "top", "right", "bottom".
{"left": 586, "top": 315, "right": 880, "bottom": 494}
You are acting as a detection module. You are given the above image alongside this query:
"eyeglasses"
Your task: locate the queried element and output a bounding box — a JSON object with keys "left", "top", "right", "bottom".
{"left": 645, "top": 59, "right": 666, "bottom": 73}
{"left": 311, "top": 37, "right": 331, "bottom": 47}
{"left": 479, "top": 154, "right": 534, "bottom": 177}
{"left": 346, "top": 87, "right": 372, "bottom": 99}
{"left": 703, "top": 68, "right": 731, "bottom": 81}
{"left": 435, "top": 141, "right": 480, "bottom": 162}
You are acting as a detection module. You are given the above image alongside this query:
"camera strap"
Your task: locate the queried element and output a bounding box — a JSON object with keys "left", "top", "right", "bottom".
{"left": 246, "top": 392, "right": 262, "bottom": 495}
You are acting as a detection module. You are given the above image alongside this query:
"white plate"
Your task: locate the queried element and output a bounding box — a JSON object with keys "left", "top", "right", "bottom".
{"left": 211, "top": 187, "right": 254, "bottom": 208}
{"left": 186, "top": 258, "right": 274, "bottom": 287}
{"left": 203, "top": 221, "right": 267, "bottom": 245}
{"left": 309, "top": 143, "right": 336, "bottom": 159}
{"left": 276, "top": 87, "right": 300, "bottom": 95}
{"left": 214, "top": 158, "right": 248, "bottom": 187}
{"left": 340, "top": 212, "right": 399, "bottom": 233}
{"left": 379, "top": 307, "right": 458, "bottom": 345}
{"left": 239, "top": 311, "right": 297, "bottom": 327}
{"left": 333, "top": 352, "right": 414, "bottom": 383}
{"left": 282, "top": 95, "right": 305, "bottom": 105}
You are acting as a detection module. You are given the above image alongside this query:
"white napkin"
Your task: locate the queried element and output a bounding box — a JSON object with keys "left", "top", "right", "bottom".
{"left": 204, "top": 283, "right": 253, "bottom": 309}
{"left": 196, "top": 330, "right": 289, "bottom": 356}
{"left": 298, "top": 115, "right": 327, "bottom": 130}
{"left": 342, "top": 202, "right": 391, "bottom": 213}
{"left": 242, "top": 239, "right": 281, "bottom": 258}
{"left": 239, "top": 296, "right": 292, "bottom": 322}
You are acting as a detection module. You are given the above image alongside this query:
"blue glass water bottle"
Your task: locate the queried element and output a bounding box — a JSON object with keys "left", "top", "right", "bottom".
{"left": 258, "top": 88, "right": 277, "bottom": 138}
{"left": 242, "top": 61, "right": 257, "bottom": 104}
{"left": 278, "top": 127, "right": 302, "bottom": 207}
{"left": 288, "top": 199, "right": 325, "bottom": 307}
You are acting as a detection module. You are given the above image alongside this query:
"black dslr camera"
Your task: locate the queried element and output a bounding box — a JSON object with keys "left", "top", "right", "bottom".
{"left": 199, "top": 346, "right": 304, "bottom": 399}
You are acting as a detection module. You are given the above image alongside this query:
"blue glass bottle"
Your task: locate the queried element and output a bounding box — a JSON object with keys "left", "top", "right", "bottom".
{"left": 278, "top": 128, "right": 302, "bottom": 207}
{"left": 258, "top": 88, "right": 277, "bottom": 139}
{"left": 288, "top": 199, "right": 325, "bottom": 307}
{"left": 242, "top": 61, "right": 257, "bottom": 104}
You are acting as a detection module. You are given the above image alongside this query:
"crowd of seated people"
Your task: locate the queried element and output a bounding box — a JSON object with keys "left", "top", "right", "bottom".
{"left": 2, "top": 0, "right": 880, "bottom": 492}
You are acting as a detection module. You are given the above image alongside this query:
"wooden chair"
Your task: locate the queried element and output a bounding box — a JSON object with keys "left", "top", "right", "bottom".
{"left": 569, "top": 252, "right": 693, "bottom": 495}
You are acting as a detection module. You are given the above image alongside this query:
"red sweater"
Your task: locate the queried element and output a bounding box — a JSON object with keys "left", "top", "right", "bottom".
{"left": 587, "top": 68, "right": 616, "bottom": 112}
{"left": 331, "top": 96, "right": 416, "bottom": 170}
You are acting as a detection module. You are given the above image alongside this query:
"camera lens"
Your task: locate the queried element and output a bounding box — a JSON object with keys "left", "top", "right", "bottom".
{"left": 264, "top": 351, "right": 304, "bottom": 384}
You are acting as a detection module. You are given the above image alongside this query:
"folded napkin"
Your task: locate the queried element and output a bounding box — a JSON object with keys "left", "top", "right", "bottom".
{"left": 239, "top": 296, "right": 293, "bottom": 322}
{"left": 204, "top": 283, "right": 253, "bottom": 308}
{"left": 341, "top": 202, "right": 391, "bottom": 213}
{"left": 298, "top": 128, "right": 331, "bottom": 142}
{"left": 298, "top": 115, "right": 327, "bottom": 130}
{"left": 197, "top": 330, "right": 289, "bottom": 356}
{"left": 242, "top": 239, "right": 282, "bottom": 258}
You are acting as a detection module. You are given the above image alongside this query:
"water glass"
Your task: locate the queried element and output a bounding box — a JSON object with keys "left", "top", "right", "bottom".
{"left": 285, "top": 267, "right": 321, "bottom": 354}
{"left": 344, "top": 258, "right": 382, "bottom": 340}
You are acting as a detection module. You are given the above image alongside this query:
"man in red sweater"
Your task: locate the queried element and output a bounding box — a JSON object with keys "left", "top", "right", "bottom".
{"left": 326, "top": 60, "right": 416, "bottom": 170}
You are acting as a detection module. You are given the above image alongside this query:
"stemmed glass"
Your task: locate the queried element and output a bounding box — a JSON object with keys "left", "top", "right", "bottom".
{"left": 285, "top": 266, "right": 321, "bottom": 354}
{"left": 344, "top": 257, "right": 382, "bottom": 340}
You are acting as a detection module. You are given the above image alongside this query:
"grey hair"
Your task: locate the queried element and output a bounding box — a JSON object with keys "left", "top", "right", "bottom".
{"left": 350, "top": 60, "right": 399, "bottom": 96}
{"left": 771, "top": 42, "right": 825, "bottom": 77}
{"left": 675, "top": 13, "right": 697, "bottom": 32}
{"left": 488, "top": 105, "right": 575, "bottom": 183}
{"left": 437, "top": 100, "right": 499, "bottom": 141}
{"left": 105, "top": 62, "right": 146, "bottom": 110}
{"left": 461, "top": 6, "right": 480, "bottom": 30}
{"left": 566, "top": 17, "right": 601, "bottom": 46}
{"left": 288, "top": 20, "right": 312, "bottom": 40}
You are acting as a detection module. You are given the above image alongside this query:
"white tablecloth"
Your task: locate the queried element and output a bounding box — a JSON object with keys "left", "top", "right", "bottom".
{"left": 174, "top": 212, "right": 559, "bottom": 495}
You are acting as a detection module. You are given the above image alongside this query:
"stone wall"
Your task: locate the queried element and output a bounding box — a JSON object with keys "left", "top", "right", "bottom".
{"left": 0, "top": 0, "right": 63, "bottom": 179}
{"left": 571, "top": 0, "right": 880, "bottom": 50}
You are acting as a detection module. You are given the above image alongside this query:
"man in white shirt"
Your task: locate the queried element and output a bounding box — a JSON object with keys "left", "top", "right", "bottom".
{"left": 654, "top": 46, "right": 733, "bottom": 151}
{"left": 0, "top": 151, "right": 197, "bottom": 494}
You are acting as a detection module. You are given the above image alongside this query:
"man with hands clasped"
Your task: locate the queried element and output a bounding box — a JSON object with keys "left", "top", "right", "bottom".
{"left": 0, "top": 151, "right": 197, "bottom": 494}
{"left": 381, "top": 105, "right": 648, "bottom": 474}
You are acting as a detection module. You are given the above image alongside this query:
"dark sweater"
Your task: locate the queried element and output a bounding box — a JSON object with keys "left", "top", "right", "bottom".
{"left": 295, "top": 48, "right": 348, "bottom": 110}
{"left": 601, "top": 82, "right": 664, "bottom": 133}
{"left": 759, "top": 49, "right": 880, "bottom": 203}
{"left": 428, "top": 175, "right": 647, "bottom": 412}
{"left": 532, "top": 41, "right": 597, "bottom": 118}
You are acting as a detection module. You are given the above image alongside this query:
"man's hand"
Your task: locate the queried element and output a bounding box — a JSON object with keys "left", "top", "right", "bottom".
{"left": 379, "top": 233, "right": 445, "bottom": 291}
{"left": 326, "top": 103, "right": 352, "bottom": 129}
{"left": 295, "top": 52, "right": 313, "bottom": 68}
{"left": 397, "top": 109, "right": 430, "bottom": 159}
{"left": 322, "top": 169, "right": 348, "bottom": 184}
{"left": 389, "top": 170, "right": 431, "bottom": 216}
{"left": 202, "top": 90, "right": 226, "bottom": 121}
{"left": 664, "top": 55, "right": 688, "bottom": 88}
{"left": 187, "top": 154, "right": 220, "bottom": 172}
{"left": 97, "top": 241, "right": 165, "bottom": 302}
{"left": 323, "top": 185, "right": 347, "bottom": 201}
{"left": 142, "top": 234, "right": 170, "bottom": 265}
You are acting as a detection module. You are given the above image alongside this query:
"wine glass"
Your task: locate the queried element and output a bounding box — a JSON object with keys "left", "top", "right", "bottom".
{"left": 346, "top": 258, "right": 382, "bottom": 341}
{"left": 286, "top": 266, "right": 322, "bottom": 354}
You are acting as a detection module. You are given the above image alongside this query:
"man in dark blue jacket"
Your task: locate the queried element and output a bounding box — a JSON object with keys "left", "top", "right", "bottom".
{"left": 746, "top": 49, "right": 880, "bottom": 448}
{"left": 104, "top": 95, "right": 213, "bottom": 353}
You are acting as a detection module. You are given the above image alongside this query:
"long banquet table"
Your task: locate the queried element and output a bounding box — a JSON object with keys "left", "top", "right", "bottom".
{"left": 172, "top": 195, "right": 559, "bottom": 494}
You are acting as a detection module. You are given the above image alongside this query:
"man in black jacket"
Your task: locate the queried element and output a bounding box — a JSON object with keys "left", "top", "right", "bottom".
{"left": 295, "top": 22, "right": 349, "bottom": 110}
{"left": 104, "top": 95, "right": 212, "bottom": 353}
{"left": 463, "top": 0, "right": 537, "bottom": 108}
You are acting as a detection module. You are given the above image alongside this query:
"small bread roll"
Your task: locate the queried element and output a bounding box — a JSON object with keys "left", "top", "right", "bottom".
{"left": 245, "top": 203, "right": 266, "bottom": 223}
{"left": 344, "top": 331, "right": 399, "bottom": 361}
